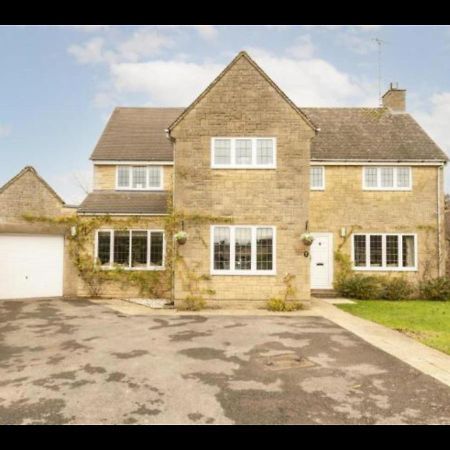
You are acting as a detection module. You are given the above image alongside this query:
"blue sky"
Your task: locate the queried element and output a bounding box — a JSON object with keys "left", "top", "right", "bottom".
{"left": 1, "top": 25, "right": 450, "bottom": 203}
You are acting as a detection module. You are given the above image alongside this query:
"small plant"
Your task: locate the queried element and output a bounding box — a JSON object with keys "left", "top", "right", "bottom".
{"left": 336, "top": 274, "right": 381, "bottom": 300}
{"left": 419, "top": 277, "right": 450, "bottom": 301}
{"left": 175, "top": 231, "right": 187, "bottom": 245}
{"left": 178, "top": 295, "right": 206, "bottom": 311}
{"left": 300, "top": 232, "right": 315, "bottom": 246}
{"left": 379, "top": 276, "right": 414, "bottom": 300}
{"left": 266, "top": 297, "right": 303, "bottom": 312}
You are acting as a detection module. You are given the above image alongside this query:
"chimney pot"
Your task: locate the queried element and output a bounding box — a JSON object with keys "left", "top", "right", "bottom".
{"left": 382, "top": 83, "right": 406, "bottom": 112}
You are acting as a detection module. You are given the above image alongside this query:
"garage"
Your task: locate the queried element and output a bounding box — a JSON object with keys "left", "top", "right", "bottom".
{"left": 0, "top": 234, "right": 64, "bottom": 300}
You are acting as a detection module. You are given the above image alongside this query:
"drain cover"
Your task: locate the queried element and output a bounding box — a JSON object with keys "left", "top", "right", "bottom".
{"left": 261, "top": 353, "right": 315, "bottom": 371}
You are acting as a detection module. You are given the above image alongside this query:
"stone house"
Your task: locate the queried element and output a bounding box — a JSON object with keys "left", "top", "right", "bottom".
{"left": 0, "top": 51, "right": 448, "bottom": 305}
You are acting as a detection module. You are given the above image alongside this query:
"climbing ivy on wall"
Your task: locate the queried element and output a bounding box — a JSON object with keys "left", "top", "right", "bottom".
{"left": 22, "top": 193, "right": 233, "bottom": 307}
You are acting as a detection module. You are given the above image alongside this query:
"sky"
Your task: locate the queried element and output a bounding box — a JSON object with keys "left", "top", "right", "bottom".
{"left": 1, "top": 24, "right": 450, "bottom": 204}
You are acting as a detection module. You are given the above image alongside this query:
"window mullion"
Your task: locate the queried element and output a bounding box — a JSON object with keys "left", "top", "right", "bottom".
{"left": 110, "top": 230, "right": 114, "bottom": 267}
{"left": 251, "top": 227, "right": 257, "bottom": 272}
{"left": 381, "top": 235, "right": 386, "bottom": 269}
{"left": 230, "top": 227, "right": 235, "bottom": 272}
{"left": 147, "top": 231, "right": 151, "bottom": 269}
{"left": 394, "top": 168, "right": 398, "bottom": 188}
{"left": 128, "top": 230, "right": 132, "bottom": 269}
{"left": 253, "top": 138, "right": 257, "bottom": 166}
{"left": 399, "top": 235, "right": 404, "bottom": 268}
{"left": 366, "top": 234, "right": 370, "bottom": 268}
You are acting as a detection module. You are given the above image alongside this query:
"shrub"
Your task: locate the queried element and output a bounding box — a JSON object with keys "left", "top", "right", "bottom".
{"left": 178, "top": 295, "right": 206, "bottom": 311}
{"left": 266, "top": 297, "right": 303, "bottom": 312}
{"left": 379, "top": 276, "right": 414, "bottom": 300}
{"left": 418, "top": 277, "right": 450, "bottom": 301}
{"left": 335, "top": 275, "right": 381, "bottom": 300}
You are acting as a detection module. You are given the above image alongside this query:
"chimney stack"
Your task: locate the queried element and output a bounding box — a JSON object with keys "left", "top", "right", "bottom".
{"left": 382, "top": 82, "right": 406, "bottom": 112}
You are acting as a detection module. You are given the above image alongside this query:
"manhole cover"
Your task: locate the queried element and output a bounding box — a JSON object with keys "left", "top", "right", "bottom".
{"left": 260, "top": 353, "right": 315, "bottom": 371}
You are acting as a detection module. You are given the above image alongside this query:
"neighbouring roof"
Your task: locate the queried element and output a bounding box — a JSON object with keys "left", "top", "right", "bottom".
{"left": 90, "top": 107, "right": 184, "bottom": 161}
{"left": 77, "top": 191, "right": 169, "bottom": 215}
{"left": 90, "top": 107, "right": 448, "bottom": 163}
{"left": 0, "top": 166, "right": 66, "bottom": 204}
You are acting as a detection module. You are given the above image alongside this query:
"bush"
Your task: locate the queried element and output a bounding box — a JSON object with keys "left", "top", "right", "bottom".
{"left": 379, "top": 276, "right": 414, "bottom": 300}
{"left": 419, "top": 277, "right": 450, "bottom": 301}
{"left": 266, "top": 297, "right": 303, "bottom": 312}
{"left": 178, "top": 295, "right": 206, "bottom": 311}
{"left": 335, "top": 275, "right": 381, "bottom": 300}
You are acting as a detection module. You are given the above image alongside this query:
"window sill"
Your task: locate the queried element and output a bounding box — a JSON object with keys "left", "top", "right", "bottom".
{"left": 362, "top": 188, "right": 412, "bottom": 192}
{"left": 99, "top": 266, "right": 165, "bottom": 271}
{"left": 310, "top": 187, "right": 325, "bottom": 191}
{"left": 211, "top": 270, "right": 276, "bottom": 276}
{"left": 115, "top": 187, "right": 164, "bottom": 191}
{"left": 353, "top": 267, "right": 417, "bottom": 272}
{"left": 211, "top": 165, "right": 277, "bottom": 170}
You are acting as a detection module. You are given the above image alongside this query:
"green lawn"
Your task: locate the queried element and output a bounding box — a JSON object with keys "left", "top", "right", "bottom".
{"left": 337, "top": 301, "right": 450, "bottom": 355}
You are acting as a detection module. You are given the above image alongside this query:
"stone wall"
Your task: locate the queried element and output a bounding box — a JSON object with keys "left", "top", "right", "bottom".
{"left": 171, "top": 54, "right": 315, "bottom": 305}
{"left": 309, "top": 165, "right": 445, "bottom": 282}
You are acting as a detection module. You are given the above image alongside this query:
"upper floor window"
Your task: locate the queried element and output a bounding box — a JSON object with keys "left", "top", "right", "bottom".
{"left": 363, "top": 166, "right": 411, "bottom": 191}
{"left": 211, "top": 138, "right": 276, "bottom": 169}
{"left": 96, "top": 229, "right": 165, "bottom": 270}
{"left": 116, "top": 166, "right": 163, "bottom": 190}
{"left": 211, "top": 225, "right": 276, "bottom": 275}
{"left": 352, "top": 233, "right": 416, "bottom": 271}
{"left": 310, "top": 166, "right": 325, "bottom": 190}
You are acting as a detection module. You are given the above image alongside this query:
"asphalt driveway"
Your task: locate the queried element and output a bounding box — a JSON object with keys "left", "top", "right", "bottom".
{"left": 0, "top": 298, "right": 449, "bottom": 424}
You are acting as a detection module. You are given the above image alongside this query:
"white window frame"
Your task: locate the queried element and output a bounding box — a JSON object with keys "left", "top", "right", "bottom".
{"left": 310, "top": 166, "right": 325, "bottom": 190}
{"left": 362, "top": 166, "right": 412, "bottom": 191}
{"left": 351, "top": 233, "right": 418, "bottom": 271}
{"left": 211, "top": 137, "right": 277, "bottom": 169}
{"left": 94, "top": 229, "right": 165, "bottom": 271}
{"left": 210, "top": 225, "right": 277, "bottom": 275}
{"left": 115, "top": 165, "right": 164, "bottom": 191}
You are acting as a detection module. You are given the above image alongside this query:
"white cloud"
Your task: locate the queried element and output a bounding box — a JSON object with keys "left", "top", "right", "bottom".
{"left": 414, "top": 92, "right": 450, "bottom": 157}
{"left": 111, "top": 60, "right": 223, "bottom": 105}
{"left": 286, "top": 35, "right": 315, "bottom": 59}
{"left": 68, "top": 30, "right": 173, "bottom": 65}
{"left": 105, "top": 47, "right": 377, "bottom": 108}
{"left": 68, "top": 37, "right": 107, "bottom": 64}
{"left": 0, "top": 123, "right": 11, "bottom": 138}
{"left": 412, "top": 92, "right": 450, "bottom": 192}
{"left": 190, "top": 25, "right": 218, "bottom": 40}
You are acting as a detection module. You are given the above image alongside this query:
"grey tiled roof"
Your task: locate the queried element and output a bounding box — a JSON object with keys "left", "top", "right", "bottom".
{"left": 90, "top": 107, "right": 183, "bottom": 161}
{"left": 77, "top": 191, "right": 169, "bottom": 215}
{"left": 303, "top": 107, "right": 448, "bottom": 161}
{"left": 90, "top": 106, "right": 448, "bottom": 163}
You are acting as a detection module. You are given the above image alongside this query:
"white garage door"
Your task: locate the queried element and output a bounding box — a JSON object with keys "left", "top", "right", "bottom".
{"left": 0, "top": 234, "right": 64, "bottom": 299}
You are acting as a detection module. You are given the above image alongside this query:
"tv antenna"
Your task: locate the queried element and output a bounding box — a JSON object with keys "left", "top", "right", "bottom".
{"left": 372, "top": 38, "right": 388, "bottom": 106}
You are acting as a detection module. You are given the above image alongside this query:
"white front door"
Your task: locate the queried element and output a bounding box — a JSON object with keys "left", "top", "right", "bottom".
{"left": 0, "top": 234, "right": 64, "bottom": 299}
{"left": 310, "top": 233, "right": 333, "bottom": 289}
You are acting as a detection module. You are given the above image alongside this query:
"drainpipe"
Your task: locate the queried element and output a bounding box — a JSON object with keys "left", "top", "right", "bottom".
{"left": 165, "top": 128, "right": 176, "bottom": 304}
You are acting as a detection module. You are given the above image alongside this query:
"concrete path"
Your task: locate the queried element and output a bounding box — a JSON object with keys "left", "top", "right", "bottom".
{"left": 310, "top": 297, "right": 450, "bottom": 388}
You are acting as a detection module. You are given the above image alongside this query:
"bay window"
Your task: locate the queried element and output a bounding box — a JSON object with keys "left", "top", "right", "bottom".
{"left": 95, "top": 230, "right": 165, "bottom": 270}
{"left": 352, "top": 233, "right": 416, "bottom": 271}
{"left": 211, "top": 225, "right": 276, "bottom": 275}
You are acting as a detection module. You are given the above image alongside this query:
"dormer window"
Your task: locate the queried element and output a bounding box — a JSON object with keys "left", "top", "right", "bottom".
{"left": 116, "top": 165, "right": 163, "bottom": 190}
{"left": 211, "top": 137, "right": 276, "bottom": 169}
